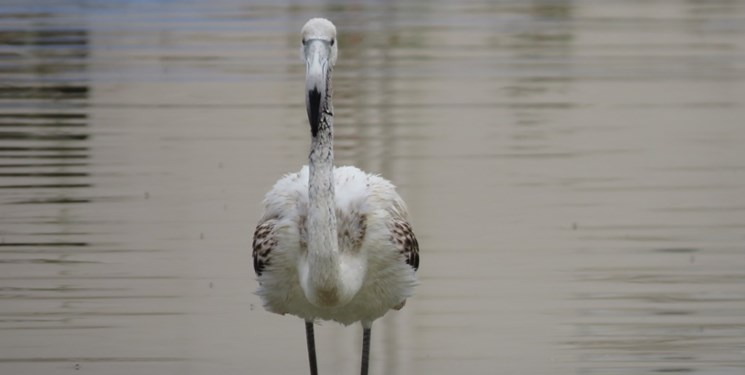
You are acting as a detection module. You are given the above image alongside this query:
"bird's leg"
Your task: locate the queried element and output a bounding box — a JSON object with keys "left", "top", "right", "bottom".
{"left": 360, "top": 323, "right": 372, "bottom": 375}
{"left": 305, "top": 320, "right": 318, "bottom": 375}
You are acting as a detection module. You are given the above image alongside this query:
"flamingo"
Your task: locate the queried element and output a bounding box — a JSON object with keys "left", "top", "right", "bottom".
{"left": 252, "top": 18, "right": 420, "bottom": 375}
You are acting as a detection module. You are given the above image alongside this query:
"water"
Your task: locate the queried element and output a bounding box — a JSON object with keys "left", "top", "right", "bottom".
{"left": 1, "top": 0, "right": 744, "bottom": 374}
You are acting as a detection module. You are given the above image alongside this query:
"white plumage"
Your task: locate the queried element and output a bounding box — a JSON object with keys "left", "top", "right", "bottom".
{"left": 252, "top": 18, "right": 419, "bottom": 375}
{"left": 254, "top": 165, "right": 418, "bottom": 325}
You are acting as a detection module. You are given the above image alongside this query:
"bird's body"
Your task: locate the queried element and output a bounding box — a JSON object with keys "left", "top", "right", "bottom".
{"left": 254, "top": 165, "right": 418, "bottom": 325}
{"left": 252, "top": 17, "right": 419, "bottom": 375}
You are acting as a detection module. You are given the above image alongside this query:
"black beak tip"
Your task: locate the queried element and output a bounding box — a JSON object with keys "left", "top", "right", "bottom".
{"left": 307, "top": 89, "right": 322, "bottom": 137}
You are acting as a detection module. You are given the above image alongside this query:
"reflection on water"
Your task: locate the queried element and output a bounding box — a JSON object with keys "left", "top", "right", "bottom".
{"left": 1, "top": 1, "right": 744, "bottom": 374}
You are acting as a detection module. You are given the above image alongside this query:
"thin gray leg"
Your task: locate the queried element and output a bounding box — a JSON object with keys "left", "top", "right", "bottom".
{"left": 360, "top": 326, "right": 372, "bottom": 375}
{"left": 305, "top": 321, "right": 318, "bottom": 375}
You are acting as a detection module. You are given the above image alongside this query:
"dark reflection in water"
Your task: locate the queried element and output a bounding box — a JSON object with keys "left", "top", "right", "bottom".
{"left": 0, "top": 23, "right": 91, "bottom": 207}
{"left": 0, "top": 5, "right": 111, "bottom": 368}
{"left": 0, "top": 26, "right": 91, "bottom": 208}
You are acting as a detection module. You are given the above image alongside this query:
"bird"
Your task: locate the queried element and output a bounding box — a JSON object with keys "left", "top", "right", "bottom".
{"left": 252, "top": 18, "right": 420, "bottom": 375}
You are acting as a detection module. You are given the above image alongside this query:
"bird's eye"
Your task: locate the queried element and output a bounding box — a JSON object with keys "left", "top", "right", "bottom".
{"left": 330, "top": 38, "right": 335, "bottom": 46}
{"left": 302, "top": 38, "right": 306, "bottom": 46}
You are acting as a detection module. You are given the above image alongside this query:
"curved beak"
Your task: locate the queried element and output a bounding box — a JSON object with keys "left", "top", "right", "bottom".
{"left": 304, "top": 39, "right": 330, "bottom": 137}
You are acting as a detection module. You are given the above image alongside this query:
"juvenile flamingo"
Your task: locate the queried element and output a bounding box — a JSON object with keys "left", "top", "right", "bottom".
{"left": 252, "top": 18, "right": 420, "bottom": 375}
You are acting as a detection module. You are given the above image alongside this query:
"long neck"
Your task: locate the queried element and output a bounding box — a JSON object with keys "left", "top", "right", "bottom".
{"left": 304, "top": 71, "right": 342, "bottom": 307}
{"left": 307, "top": 86, "right": 336, "bottom": 258}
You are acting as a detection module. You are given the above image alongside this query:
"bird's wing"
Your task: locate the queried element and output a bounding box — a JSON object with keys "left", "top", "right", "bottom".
{"left": 349, "top": 166, "right": 420, "bottom": 272}
{"left": 252, "top": 219, "right": 277, "bottom": 277}
{"left": 253, "top": 167, "right": 309, "bottom": 277}
{"left": 389, "top": 218, "right": 420, "bottom": 271}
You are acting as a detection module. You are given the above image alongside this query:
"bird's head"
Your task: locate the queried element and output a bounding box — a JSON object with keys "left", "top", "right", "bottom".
{"left": 301, "top": 18, "right": 337, "bottom": 137}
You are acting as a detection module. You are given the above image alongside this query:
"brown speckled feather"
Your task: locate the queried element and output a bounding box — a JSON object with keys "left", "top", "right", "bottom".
{"left": 252, "top": 220, "right": 277, "bottom": 276}
{"left": 390, "top": 219, "right": 419, "bottom": 271}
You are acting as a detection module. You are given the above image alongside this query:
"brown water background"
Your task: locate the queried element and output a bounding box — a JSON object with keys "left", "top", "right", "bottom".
{"left": 1, "top": 0, "right": 744, "bottom": 374}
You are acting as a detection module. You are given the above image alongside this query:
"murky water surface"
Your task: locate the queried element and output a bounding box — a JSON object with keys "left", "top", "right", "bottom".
{"left": 1, "top": 0, "right": 744, "bottom": 374}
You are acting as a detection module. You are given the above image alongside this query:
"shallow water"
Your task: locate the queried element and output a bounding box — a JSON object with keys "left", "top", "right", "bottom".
{"left": 1, "top": 0, "right": 744, "bottom": 374}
